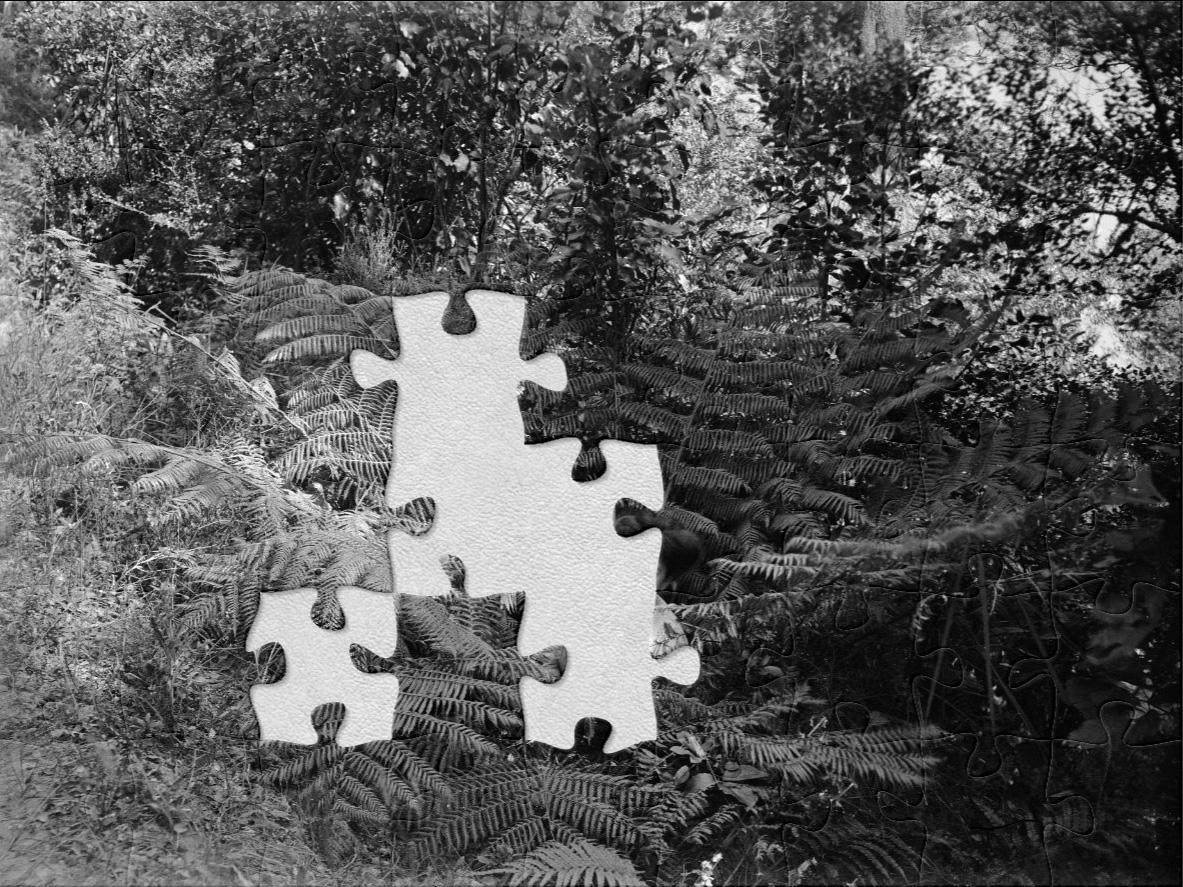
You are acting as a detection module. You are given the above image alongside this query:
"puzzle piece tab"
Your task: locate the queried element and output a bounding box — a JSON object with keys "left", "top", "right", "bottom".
{"left": 246, "top": 586, "right": 399, "bottom": 747}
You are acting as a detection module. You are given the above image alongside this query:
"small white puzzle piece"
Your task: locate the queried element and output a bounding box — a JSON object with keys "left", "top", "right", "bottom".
{"left": 246, "top": 586, "right": 399, "bottom": 747}
{"left": 349, "top": 290, "right": 698, "bottom": 752}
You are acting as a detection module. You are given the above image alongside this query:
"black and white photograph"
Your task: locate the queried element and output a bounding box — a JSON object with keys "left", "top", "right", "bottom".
{"left": 0, "top": 2, "right": 1179, "bottom": 885}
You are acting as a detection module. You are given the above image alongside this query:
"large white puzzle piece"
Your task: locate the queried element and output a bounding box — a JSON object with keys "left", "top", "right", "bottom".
{"left": 350, "top": 290, "right": 567, "bottom": 600}
{"left": 510, "top": 438, "right": 700, "bottom": 753}
{"left": 246, "top": 586, "right": 399, "bottom": 747}
{"left": 350, "top": 290, "right": 699, "bottom": 752}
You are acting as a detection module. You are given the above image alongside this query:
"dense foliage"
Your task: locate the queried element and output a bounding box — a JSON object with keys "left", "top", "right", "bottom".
{"left": 1, "top": 2, "right": 1178, "bottom": 885}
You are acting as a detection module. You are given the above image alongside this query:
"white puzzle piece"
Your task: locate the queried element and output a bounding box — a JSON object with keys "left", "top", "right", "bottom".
{"left": 511, "top": 439, "right": 700, "bottom": 753}
{"left": 246, "top": 586, "right": 399, "bottom": 747}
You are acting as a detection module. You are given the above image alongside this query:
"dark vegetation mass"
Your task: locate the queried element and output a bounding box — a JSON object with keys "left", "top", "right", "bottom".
{"left": 0, "top": 2, "right": 1178, "bottom": 885}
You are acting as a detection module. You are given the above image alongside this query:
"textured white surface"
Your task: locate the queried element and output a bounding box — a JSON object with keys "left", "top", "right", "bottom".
{"left": 511, "top": 439, "right": 700, "bottom": 752}
{"left": 246, "top": 586, "right": 399, "bottom": 747}
{"left": 350, "top": 290, "right": 567, "bottom": 601}
{"left": 351, "top": 290, "right": 698, "bottom": 752}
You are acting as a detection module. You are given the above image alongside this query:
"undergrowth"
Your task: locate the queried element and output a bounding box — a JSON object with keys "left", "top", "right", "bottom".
{"left": 5, "top": 226, "right": 1176, "bottom": 885}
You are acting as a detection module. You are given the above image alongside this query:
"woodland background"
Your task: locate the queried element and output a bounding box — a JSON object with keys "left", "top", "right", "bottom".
{"left": 0, "top": 1, "right": 1179, "bottom": 885}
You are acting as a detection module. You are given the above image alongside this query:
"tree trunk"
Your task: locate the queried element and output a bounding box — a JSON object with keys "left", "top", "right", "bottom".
{"left": 860, "top": 0, "right": 908, "bottom": 55}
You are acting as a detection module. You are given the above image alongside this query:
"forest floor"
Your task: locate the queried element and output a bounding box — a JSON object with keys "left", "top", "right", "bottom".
{"left": 0, "top": 540, "right": 415, "bottom": 887}
{"left": 0, "top": 557, "right": 297, "bottom": 887}
{"left": 0, "top": 124, "right": 325, "bottom": 887}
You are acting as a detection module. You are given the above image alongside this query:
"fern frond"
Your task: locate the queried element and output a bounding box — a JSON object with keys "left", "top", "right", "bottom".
{"left": 668, "top": 466, "right": 752, "bottom": 498}
{"left": 482, "top": 838, "right": 646, "bottom": 887}
{"left": 335, "top": 771, "right": 389, "bottom": 821}
{"left": 684, "top": 805, "right": 746, "bottom": 845}
{"left": 645, "top": 339, "right": 717, "bottom": 374}
{"left": 646, "top": 788, "right": 713, "bottom": 832}
{"left": 719, "top": 359, "right": 806, "bottom": 387}
{"left": 621, "top": 363, "right": 706, "bottom": 398}
{"left": 399, "top": 596, "right": 498, "bottom": 659}
{"left": 130, "top": 457, "right": 208, "bottom": 495}
{"left": 417, "top": 797, "right": 534, "bottom": 855}
{"left": 492, "top": 819, "right": 592, "bottom": 863}
{"left": 683, "top": 429, "right": 773, "bottom": 456}
{"left": 785, "top": 815, "right": 918, "bottom": 885}
{"left": 263, "top": 744, "right": 344, "bottom": 787}
{"left": 713, "top": 725, "right": 942, "bottom": 791}
{"left": 363, "top": 739, "right": 452, "bottom": 802}
{"left": 390, "top": 710, "right": 504, "bottom": 760}
{"left": 257, "top": 313, "right": 377, "bottom": 344}
{"left": 548, "top": 794, "right": 651, "bottom": 850}
{"left": 546, "top": 769, "right": 663, "bottom": 814}
{"left": 617, "top": 401, "right": 690, "bottom": 438}
{"left": 396, "top": 691, "right": 521, "bottom": 734}
{"left": 265, "top": 334, "right": 393, "bottom": 363}
{"left": 654, "top": 690, "right": 718, "bottom": 727}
